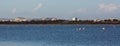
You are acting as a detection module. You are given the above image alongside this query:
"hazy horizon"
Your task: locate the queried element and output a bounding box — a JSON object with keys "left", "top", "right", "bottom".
{"left": 0, "top": 0, "right": 120, "bottom": 19}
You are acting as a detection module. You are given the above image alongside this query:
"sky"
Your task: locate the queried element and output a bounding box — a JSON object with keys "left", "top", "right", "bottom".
{"left": 0, "top": 0, "right": 120, "bottom": 19}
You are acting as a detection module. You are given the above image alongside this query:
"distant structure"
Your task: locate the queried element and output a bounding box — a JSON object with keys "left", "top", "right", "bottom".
{"left": 94, "top": 19, "right": 101, "bottom": 22}
{"left": 103, "top": 18, "right": 119, "bottom": 22}
{"left": 72, "top": 17, "right": 79, "bottom": 21}
{"left": 0, "top": 17, "right": 119, "bottom": 24}
{"left": 109, "top": 18, "right": 118, "bottom": 21}
{"left": 51, "top": 18, "right": 58, "bottom": 21}
{"left": 14, "top": 17, "right": 28, "bottom": 22}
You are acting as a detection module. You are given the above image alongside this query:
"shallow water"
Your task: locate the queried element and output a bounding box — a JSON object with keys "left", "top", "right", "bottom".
{"left": 0, "top": 24, "right": 120, "bottom": 46}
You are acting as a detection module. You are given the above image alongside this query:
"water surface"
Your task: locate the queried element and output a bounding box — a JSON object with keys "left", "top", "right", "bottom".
{"left": 0, "top": 24, "right": 120, "bottom": 46}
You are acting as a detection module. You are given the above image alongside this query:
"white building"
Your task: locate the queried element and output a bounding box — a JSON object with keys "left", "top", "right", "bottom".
{"left": 51, "top": 18, "right": 58, "bottom": 21}
{"left": 72, "top": 17, "right": 78, "bottom": 21}
{"left": 14, "top": 17, "right": 28, "bottom": 22}
{"left": 94, "top": 19, "right": 101, "bottom": 22}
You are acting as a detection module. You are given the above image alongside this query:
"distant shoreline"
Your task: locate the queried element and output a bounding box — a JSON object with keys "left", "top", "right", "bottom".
{"left": 0, "top": 17, "right": 120, "bottom": 25}
{"left": 0, "top": 24, "right": 120, "bottom": 25}
{"left": 0, "top": 19, "right": 120, "bottom": 25}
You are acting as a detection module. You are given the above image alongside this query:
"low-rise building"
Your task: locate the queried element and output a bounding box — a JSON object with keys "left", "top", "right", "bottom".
{"left": 14, "top": 17, "right": 28, "bottom": 22}
{"left": 94, "top": 19, "right": 101, "bottom": 22}
{"left": 72, "top": 17, "right": 79, "bottom": 21}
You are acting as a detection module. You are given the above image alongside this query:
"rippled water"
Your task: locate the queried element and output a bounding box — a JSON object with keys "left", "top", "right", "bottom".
{"left": 0, "top": 24, "right": 120, "bottom": 46}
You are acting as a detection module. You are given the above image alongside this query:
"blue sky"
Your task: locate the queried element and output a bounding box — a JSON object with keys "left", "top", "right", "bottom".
{"left": 0, "top": 0, "right": 120, "bottom": 19}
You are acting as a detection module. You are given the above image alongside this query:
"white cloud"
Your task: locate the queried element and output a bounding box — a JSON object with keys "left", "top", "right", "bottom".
{"left": 98, "top": 3, "right": 120, "bottom": 12}
{"left": 33, "top": 3, "right": 43, "bottom": 12}
{"left": 12, "top": 8, "right": 16, "bottom": 14}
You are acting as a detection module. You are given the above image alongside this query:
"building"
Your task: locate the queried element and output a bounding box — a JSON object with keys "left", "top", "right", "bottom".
{"left": 94, "top": 19, "right": 101, "bottom": 22}
{"left": 14, "top": 17, "right": 28, "bottom": 22}
{"left": 72, "top": 17, "right": 79, "bottom": 21}
{"left": 51, "top": 18, "right": 58, "bottom": 21}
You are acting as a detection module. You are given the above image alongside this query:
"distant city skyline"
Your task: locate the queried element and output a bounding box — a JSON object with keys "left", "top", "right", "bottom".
{"left": 0, "top": 0, "right": 120, "bottom": 19}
